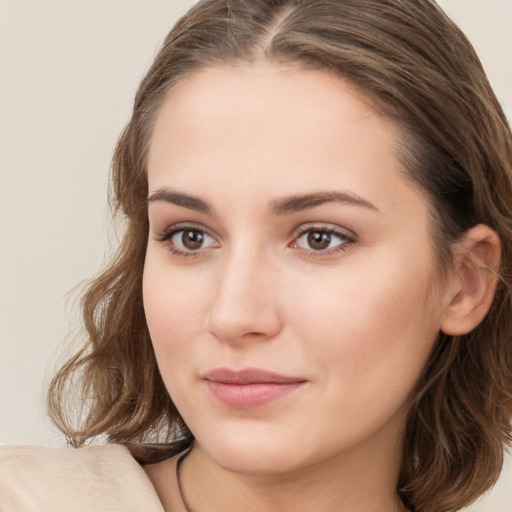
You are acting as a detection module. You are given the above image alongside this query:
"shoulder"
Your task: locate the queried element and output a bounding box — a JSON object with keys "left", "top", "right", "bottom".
{"left": 0, "top": 444, "right": 164, "bottom": 512}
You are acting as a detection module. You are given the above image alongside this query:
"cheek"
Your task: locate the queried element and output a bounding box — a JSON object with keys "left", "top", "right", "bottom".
{"left": 142, "top": 258, "right": 206, "bottom": 373}
{"left": 143, "top": 245, "right": 212, "bottom": 323}
{"left": 143, "top": 283, "right": 205, "bottom": 420}
{"left": 286, "top": 252, "right": 442, "bottom": 390}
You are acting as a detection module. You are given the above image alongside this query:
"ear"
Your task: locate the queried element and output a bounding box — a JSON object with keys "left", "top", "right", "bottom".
{"left": 440, "top": 224, "right": 501, "bottom": 336}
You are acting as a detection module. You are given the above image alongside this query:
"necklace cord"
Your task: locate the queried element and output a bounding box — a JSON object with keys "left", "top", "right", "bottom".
{"left": 176, "top": 449, "right": 194, "bottom": 512}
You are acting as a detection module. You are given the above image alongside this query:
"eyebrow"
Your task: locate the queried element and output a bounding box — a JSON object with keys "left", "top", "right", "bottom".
{"left": 147, "top": 188, "right": 379, "bottom": 216}
{"left": 147, "top": 189, "right": 213, "bottom": 214}
{"left": 270, "top": 191, "right": 380, "bottom": 215}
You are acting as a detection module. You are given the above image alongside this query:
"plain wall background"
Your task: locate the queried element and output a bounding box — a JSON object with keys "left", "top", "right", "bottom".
{"left": 1, "top": 1, "right": 511, "bottom": 510}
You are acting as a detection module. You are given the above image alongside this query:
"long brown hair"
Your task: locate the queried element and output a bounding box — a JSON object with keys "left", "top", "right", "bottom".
{"left": 48, "top": 1, "right": 512, "bottom": 510}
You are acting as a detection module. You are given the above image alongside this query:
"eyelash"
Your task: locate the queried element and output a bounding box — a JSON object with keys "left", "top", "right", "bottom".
{"left": 155, "top": 224, "right": 219, "bottom": 260}
{"left": 291, "top": 225, "right": 355, "bottom": 257}
{"left": 155, "top": 223, "right": 356, "bottom": 259}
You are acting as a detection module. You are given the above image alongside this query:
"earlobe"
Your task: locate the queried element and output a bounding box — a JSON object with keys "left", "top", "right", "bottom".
{"left": 440, "top": 225, "right": 501, "bottom": 336}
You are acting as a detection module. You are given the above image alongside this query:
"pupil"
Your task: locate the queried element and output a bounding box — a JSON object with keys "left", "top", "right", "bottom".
{"left": 307, "top": 231, "right": 330, "bottom": 250}
{"left": 183, "top": 230, "right": 204, "bottom": 250}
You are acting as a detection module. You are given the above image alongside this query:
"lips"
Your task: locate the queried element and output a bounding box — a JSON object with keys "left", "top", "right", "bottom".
{"left": 202, "top": 368, "right": 306, "bottom": 409}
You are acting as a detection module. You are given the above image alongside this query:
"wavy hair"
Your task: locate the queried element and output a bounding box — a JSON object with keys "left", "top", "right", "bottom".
{"left": 48, "top": 1, "right": 512, "bottom": 511}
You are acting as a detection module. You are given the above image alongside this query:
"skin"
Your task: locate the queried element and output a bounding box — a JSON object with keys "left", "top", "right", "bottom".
{"left": 141, "top": 62, "right": 493, "bottom": 511}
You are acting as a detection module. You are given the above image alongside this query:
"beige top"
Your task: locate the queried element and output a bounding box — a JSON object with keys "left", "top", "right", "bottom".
{"left": 0, "top": 444, "right": 165, "bottom": 512}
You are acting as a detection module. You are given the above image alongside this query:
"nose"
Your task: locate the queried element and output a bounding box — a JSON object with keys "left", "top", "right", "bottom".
{"left": 206, "top": 248, "right": 283, "bottom": 345}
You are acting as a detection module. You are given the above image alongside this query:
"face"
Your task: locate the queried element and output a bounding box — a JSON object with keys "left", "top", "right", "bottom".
{"left": 143, "top": 62, "right": 449, "bottom": 476}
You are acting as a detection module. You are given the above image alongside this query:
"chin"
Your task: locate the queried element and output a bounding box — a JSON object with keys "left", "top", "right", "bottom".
{"left": 194, "top": 429, "right": 308, "bottom": 475}
{"left": 212, "top": 449, "right": 302, "bottom": 475}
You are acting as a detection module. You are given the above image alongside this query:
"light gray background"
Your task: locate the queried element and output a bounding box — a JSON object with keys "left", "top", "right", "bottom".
{"left": 1, "top": 1, "right": 511, "bottom": 510}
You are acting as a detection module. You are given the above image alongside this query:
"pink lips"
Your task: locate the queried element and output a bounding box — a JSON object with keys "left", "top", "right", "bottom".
{"left": 202, "top": 368, "right": 306, "bottom": 409}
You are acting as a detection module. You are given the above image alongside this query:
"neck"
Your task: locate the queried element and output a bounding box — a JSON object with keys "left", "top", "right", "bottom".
{"left": 180, "top": 433, "right": 407, "bottom": 512}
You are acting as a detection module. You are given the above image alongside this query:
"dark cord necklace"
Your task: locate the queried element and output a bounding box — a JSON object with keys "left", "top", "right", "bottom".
{"left": 176, "top": 449, "right": 194, "bottom": 512}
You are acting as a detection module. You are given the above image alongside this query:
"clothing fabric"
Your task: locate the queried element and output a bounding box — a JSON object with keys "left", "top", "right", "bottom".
{"left": 0, "top": 444, "right": 164, "bottom": 512}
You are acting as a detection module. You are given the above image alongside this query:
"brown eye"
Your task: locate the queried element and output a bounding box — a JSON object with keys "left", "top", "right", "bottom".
{"left": 307, "top": 231, "right": 332, "bottom": 250}
{"left": 182, "top": 230, "right": 204, "bottom": 250}
{"left": 170, "top": 229, "right": 216, "bottom": 252}
{"left": 294, "top": 228, "right": 350, "bottom": 253}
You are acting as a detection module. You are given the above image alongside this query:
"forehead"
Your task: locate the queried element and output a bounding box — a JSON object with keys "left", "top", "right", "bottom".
{"left": 147, "top": 62, "right": 424, "bottom": 218}
{"left": 149, "top": 63, "right": 386, "bottom": 148}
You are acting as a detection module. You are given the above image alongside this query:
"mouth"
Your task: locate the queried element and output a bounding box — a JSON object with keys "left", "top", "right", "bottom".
{"left": 202, "top": 368, "right": 307, "bottom": 409}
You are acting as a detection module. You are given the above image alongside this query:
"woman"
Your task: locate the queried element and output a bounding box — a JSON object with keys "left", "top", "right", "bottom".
{"left": 1, "top": 1, "right": 511, "bottom": 511}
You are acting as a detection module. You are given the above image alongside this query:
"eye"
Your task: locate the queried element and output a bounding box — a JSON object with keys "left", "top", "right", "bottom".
{"left": 156, "top": 225, "right": 219, "bottom": 256}
{"left": 171, "top": 229, "right": 214, "bottom": 251}
{"left": 292, "top": 227, "right": 353, "bottom": 254}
